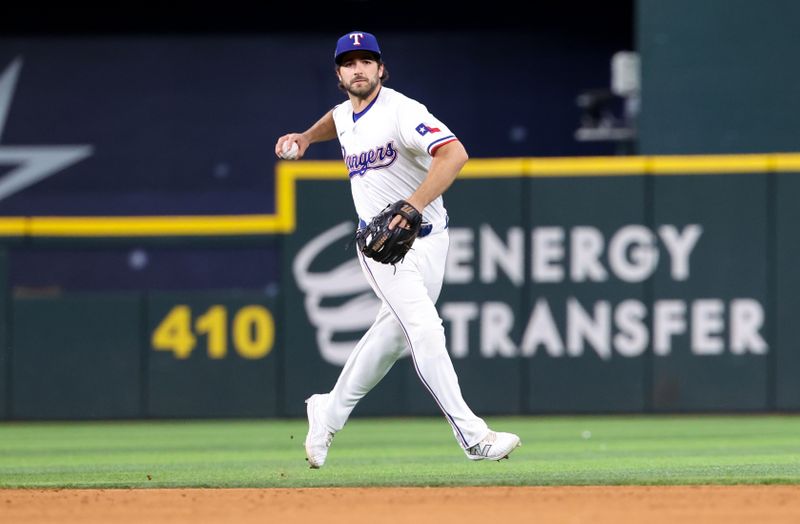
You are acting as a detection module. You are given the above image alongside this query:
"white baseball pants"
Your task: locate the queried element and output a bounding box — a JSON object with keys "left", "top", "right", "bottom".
{"left": 323, "top": 229, "right": 489, "bottom": 449}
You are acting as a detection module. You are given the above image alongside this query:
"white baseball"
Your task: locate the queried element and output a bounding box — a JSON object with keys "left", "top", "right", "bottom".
{"left": 281, "top": 141, "right": 299, "bottom": 160}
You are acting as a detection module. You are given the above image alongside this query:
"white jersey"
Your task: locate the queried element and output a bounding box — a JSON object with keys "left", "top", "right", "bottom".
{"left": 332, "top": 86, "right": 458, "bottom": 230}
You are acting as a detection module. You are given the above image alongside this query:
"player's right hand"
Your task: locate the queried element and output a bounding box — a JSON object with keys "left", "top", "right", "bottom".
{"left": 275, "top": 133, "right": 310, "bottom": 160}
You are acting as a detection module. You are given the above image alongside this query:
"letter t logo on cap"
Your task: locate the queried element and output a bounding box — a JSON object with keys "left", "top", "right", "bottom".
{"left": 349, "top": 33, "right": 364, "bottom": 46}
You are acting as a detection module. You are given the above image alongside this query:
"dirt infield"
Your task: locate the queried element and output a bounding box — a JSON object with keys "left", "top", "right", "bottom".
{"left": 3, "top": 486, "right": 799, "bottom": 523}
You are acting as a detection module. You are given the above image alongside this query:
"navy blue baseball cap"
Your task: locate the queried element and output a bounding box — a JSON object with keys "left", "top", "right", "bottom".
{"left": 334, "top": 31, "right": 381, "bottom": 65}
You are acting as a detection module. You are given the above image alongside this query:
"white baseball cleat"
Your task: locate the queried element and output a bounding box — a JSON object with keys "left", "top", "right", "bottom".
{"left": 465, "top": 430, "right": 521, "bottom": 461}
{"left": 304, "top": 393, "right": 335, "bottom": 468}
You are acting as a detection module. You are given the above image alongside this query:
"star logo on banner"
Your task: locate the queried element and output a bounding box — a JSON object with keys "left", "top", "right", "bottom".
{"left": 0, "top": 57, "right": 93, "bottom": 202}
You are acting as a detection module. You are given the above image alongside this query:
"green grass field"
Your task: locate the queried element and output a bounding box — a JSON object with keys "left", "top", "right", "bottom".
{"left": 1, "top": 415, "right": 798, "bottom": 488}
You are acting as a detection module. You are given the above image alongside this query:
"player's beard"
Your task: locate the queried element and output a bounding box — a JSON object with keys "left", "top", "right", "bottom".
{"left": 345, "top": 75, "right": 379, "bottom": 100}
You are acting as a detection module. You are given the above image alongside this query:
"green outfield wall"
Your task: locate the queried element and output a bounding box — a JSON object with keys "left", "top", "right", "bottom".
{"left": 638, "top": 0, "right": 800, "bottom": 154}
{"left": 1, "top": 154, "right": 799, "bottom": 419}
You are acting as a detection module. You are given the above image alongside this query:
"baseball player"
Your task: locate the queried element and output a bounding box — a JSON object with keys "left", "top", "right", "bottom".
{"left": 275, "top": 31, "right": 520, "bottom": 468}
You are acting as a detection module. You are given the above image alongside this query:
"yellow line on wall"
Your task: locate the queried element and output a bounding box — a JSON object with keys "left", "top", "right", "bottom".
{"left": 460, "top": 158, "right": 528, "bottom": 177}
{"left": 1, "top": 152, "right": 799, "bottom": 237}
{"left": 650, "top": 154, "right": 772, "bottom": 174}
{"left": 528, "top": 156, "right": 649, "bottom": 176}
{"left": 0, "top": 217, "right": 28, "bottom": 236}
{"left": 28, "top": 215, "right": 284, "bottom": 237}
{"left": 773, "top": 153, "right": 800, "bottom": 171}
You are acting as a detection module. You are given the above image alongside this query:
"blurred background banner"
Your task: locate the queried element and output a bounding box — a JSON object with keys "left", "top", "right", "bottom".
{"left": 0, "top": 39, "right": 285, "bottom": 217}
{"left": 0, "top": 31, "right": 623, "bottom": 218}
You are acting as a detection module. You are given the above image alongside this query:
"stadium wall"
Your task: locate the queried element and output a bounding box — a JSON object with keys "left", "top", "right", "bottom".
{"left": 1, "top": 154, "right": 799, "bottom": 419}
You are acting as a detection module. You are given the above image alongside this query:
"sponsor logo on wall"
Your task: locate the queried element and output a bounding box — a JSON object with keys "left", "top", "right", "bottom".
{"left": 294, "top": 222, "right": 767, "bottom": 365}
{"left": 293, "top": 222, "right": 380, "bottom": 366}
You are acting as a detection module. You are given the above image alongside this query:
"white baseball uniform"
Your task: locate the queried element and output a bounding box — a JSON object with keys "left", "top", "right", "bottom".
{"left": 322, "top": 86, "right": 489, "bottom": 449}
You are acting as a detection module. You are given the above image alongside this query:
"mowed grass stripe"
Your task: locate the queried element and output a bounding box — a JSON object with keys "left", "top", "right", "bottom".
{"left": 0, "top": 416, "right": 798, "bottom": 488}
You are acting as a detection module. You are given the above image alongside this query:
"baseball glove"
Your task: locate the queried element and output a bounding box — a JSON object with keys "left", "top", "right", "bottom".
{"left": 356, "top": 200, "right": 423, "bottom": 265}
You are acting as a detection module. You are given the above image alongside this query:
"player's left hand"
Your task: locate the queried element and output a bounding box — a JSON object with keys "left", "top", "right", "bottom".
{"left": 388, "top": 199, "right": 422, "bottom": 230}
{"left": 388, "top": 214, "right": 408, "bottom": 231}
{"left": 357, "top": 200, "right": 423, "bottom": 265}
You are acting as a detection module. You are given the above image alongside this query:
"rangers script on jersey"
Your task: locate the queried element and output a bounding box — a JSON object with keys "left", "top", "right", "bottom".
{"left": 332, "top": 86, "right": 458, "bottom": 228}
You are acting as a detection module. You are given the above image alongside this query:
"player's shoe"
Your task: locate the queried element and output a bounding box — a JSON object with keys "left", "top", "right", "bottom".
{"left": 464, "top": 430, "right": 521, "bottom": 461}
{"left": 304, "top": 393, "right": 335, "bottom": 468}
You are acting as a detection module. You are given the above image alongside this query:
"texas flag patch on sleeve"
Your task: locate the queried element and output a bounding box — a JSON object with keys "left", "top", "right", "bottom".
{"left": 415, "top": 122, "right": 441, "bottom": 136}
{"left": 413, "top": 121, "right": 458, "bottom": 155}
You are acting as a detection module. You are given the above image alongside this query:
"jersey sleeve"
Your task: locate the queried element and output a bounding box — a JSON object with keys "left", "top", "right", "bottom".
{"left": 331, "top": 102, "right": 347, "bottom": 133}
{"left": 396, "top": 99, "right": 459, "bottom": 156}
